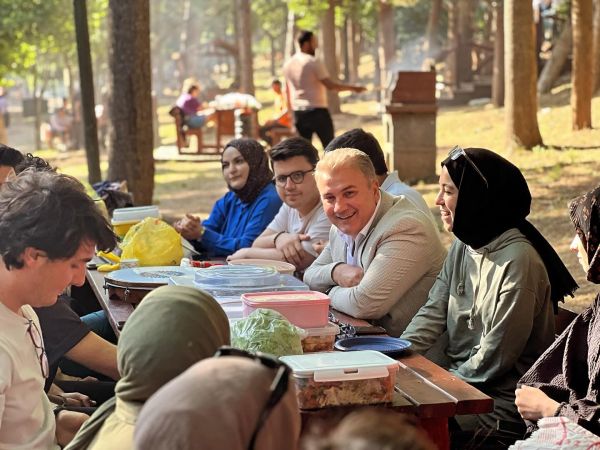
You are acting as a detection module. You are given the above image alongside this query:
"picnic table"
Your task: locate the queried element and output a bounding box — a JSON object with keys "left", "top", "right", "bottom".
{"left": 84, "top": 268, "right": 493, "bottom": 449}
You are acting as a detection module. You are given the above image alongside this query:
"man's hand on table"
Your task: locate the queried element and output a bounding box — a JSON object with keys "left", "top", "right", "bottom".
{"left": 515, "top": 385, "right": 561, "bottom": 421}
{"left": 174, "top": 214, "right": 203, "bottom": 241}
{"left": 276, "top": 233, "right": 310, "bottom": 267}
{"left": 332, "top": 264, "right": 364, "bottom": 288}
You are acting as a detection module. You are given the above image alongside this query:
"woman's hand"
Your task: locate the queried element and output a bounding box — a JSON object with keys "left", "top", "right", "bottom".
{"left": 174, "top": 214, "right": 203, "bottom": 241}
{"left": 515, "top": 385, "right": 560, "bottom": 421}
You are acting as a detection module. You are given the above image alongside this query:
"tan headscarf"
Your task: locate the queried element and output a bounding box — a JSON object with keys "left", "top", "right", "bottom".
{"left": 65, "top": 285, "right": 230, "bottom": 450}
{"left": 133, "top": 356, "right": 301, "bottom": 450}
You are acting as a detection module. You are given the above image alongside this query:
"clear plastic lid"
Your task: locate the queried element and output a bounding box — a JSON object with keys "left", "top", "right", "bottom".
{"left": 194, "top": 265, "right": 278, "bottom": 287}
{"left": 192, "top": 265, "right": 308, "bottom": 297}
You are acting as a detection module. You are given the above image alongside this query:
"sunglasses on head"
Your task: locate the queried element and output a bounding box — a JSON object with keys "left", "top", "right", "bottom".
{"left": 448, "top": 145, "right": 488, "bottom": 188}
{"left": 214, "top": 346, "right": 291, "bottom": 450}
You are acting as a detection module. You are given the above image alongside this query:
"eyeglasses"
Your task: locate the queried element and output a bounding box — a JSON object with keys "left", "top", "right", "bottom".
{"left": 214, "top": 346, "right": 290, "bottom": 450}
{"left": 27, "top": 319, "right": 49, "bottom": 379}
{"left": 273, "top": 169, "right": 314, "bottom": 187}
{"left": 448, "top": 145, "right": 488, "bottom": 188}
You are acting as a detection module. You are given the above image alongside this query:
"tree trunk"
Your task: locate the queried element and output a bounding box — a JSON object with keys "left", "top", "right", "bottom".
{"left": 347, "top": 13, "right": 360, "bottom": 83}
{"left": 446, "top": 0, "right": 459, "bottom": 88}
{"left": 269, "top": 35, "right": 277, "bottom": 77}
{"left": 107, "top": 0, "right": 154, "bottom": 205}
{"left": 425, "top": 0, "right": 442, "bottom": 58}
{"left": 232, "top": 5, "right": 241, "bottom": 89}
{"left": 32, "top": 69, "right": 42, "bottom": 151}
{"left": 504, "top": 0, "right": 543, "bottom": 149}
{"left": 284, "top": 9, "right": 296, "bottom": 58}
{"left": 0, "top": 114, "right": 6, "bottom": 145}
{"left": 457, "top": 0, "right": 474, "bottom": 84}
{"left": 572, "top": 0, "right": 593, "bottom": 130}
{"left": 177, "top": 0, "right": 192, "bottom": 88}
{"left": 340, "top": 16, "right": 349, "bottom": 82}
{"left": 73, "top": 0, "right": 101, "bottom": 184}
{"left": 537, "top": 21, "right": 572, "bottom": 94}
{"left": 237, "top": 0, "right": 255, "bottom": 95}
{"left": 492, "top": 0, "right": 504, "bottom": 107}
{"left": 593, "top": 0, "right": 600, "bottom": 91}
{"left": 374, "top": 39, "right": 382, "bottom": 103}
{"left": 321, "top": 0, "right": 340, "bottom": 113}
{"left": 378, "top": 0, "right": 395, "bottom": 89}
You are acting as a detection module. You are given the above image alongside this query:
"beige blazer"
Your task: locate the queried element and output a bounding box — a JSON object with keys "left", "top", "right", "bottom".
{"left": 304, "top": 191, "right": 447, "bottom": 336}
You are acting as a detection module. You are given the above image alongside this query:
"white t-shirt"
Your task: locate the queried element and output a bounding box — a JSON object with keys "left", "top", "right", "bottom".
{"left": 283, "top": 52, "right": 329, "bottom": 110}
{"left": 0, "top": 303, "right": 58, "bottom": 450}
{"left": 381, "top": 171, "right": 436, "bottom": 222}
{"left": 267, "top": 203, "right": 331, "bottom": 257}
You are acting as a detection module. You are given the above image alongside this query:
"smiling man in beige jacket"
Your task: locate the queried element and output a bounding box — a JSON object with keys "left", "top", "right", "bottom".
{"left": 304, "top": 148, "right": 446, "bottom": 336}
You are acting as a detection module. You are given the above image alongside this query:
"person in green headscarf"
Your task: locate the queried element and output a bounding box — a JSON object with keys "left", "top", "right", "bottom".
{"left": 64, "top": 285, "right": 230, "bottom": 450}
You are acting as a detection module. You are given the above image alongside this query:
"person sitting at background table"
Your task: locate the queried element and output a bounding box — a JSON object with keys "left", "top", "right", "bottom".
{"left": 134, "top": 349, "right": 301, "bottom": 450}
{"left": 258, "top": 79, "right": 292, "bottom": 146}
{"left": 65, "top": 286, "right": 230, "bottom": 450}
{"left": 175, "top": 78, "right": 215, "bottom": 129}
{"left": 516, "top": 185, "right": 600, "bottom": 436}
{"left": 228, "top": 137, "right": 330, "bottom": 272}
{"left": 304, "top": 148, "right": 446, "bottom": 337}
{"left": 401, "top": 147, "right": 578, "bottom": 447}
{"left": 174, "top": 138, "right": 282, "bottom": 258}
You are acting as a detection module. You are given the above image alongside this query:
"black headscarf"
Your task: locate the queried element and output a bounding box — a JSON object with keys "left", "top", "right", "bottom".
{"left": 569, "top": 185, "right": 600, "bottom": 284}
{"left": 222, "top": 138, "right": 273, "bottom": 204}
{"left": 442, "top": 147, "right": 577, "bottom": 307}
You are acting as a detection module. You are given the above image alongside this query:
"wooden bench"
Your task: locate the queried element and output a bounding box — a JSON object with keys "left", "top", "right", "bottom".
{"left": 169, "top": 106, "right": 223, "bottom": 155}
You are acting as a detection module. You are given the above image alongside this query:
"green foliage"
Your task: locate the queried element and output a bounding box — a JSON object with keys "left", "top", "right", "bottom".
{"left": 288, "top": 0, "right": 330, "bottom": 30}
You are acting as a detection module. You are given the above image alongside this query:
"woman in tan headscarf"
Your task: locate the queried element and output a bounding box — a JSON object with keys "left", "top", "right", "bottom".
{"left": 133, "top": 353, "right": 301, "bottom": 450}
{"left": 65, "top": 286, "right": 230, "bottom": 450}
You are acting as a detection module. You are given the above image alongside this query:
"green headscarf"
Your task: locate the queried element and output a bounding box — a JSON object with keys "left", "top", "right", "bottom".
{"left": 65, "top": 285, "right": 230, "bottom": 450}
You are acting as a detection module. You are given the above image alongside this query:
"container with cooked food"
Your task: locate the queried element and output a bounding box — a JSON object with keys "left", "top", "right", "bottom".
{"left": 280, "top": 350, "right": 399, "bottom": 409}
{"left": 301, "top": 322, "right": 340, "bottom": 353}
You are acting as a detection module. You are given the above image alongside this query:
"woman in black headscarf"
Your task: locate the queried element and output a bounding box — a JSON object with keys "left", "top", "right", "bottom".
{"left": 175, "top": 138, "right": 282, "bottom": 257}
{"left": 516, "top": 185, "right": 600, "bottom": 436}
{"left": 401, "top": 147, "right": 577, "bottom": 445}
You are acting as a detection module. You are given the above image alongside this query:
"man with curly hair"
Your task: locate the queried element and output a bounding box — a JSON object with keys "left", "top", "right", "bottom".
{"left": 0, "top": 170, "right": 116, "bottom": 449}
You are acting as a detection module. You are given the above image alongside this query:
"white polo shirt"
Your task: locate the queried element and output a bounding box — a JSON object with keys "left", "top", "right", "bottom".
{"left": 267, "top": 202, "right": 331, "bottom": 257}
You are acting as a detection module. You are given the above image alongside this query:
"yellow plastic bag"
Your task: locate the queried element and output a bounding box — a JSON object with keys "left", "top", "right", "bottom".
{"left": 121, "top": 217, "right": 183, "bottom": 266}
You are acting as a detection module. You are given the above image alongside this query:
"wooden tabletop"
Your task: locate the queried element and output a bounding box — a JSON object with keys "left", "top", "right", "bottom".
{"left": 85, "top": 269, "right": 493, "bottom": 448}
{"left": 86, "top": 269, "right": 133, "bottom": 337}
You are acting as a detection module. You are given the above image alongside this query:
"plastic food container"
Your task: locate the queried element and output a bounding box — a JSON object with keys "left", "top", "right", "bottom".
{"left": 301, "top": 322, "right": 340, "bottom": 353}
{"left": 193, "top": 265, "right": 308, "bottom": 298}
{"left": 111, "top": 206, "right": 160, "bottom": 238}
{"left": 280, "top": 350, "right": 399, "bottom": 409}
{"left": 228, "top": 259, "right": 296, "bottom": 275}
{"left": 242, "top": 291, "right": 330, "bottom": 328}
